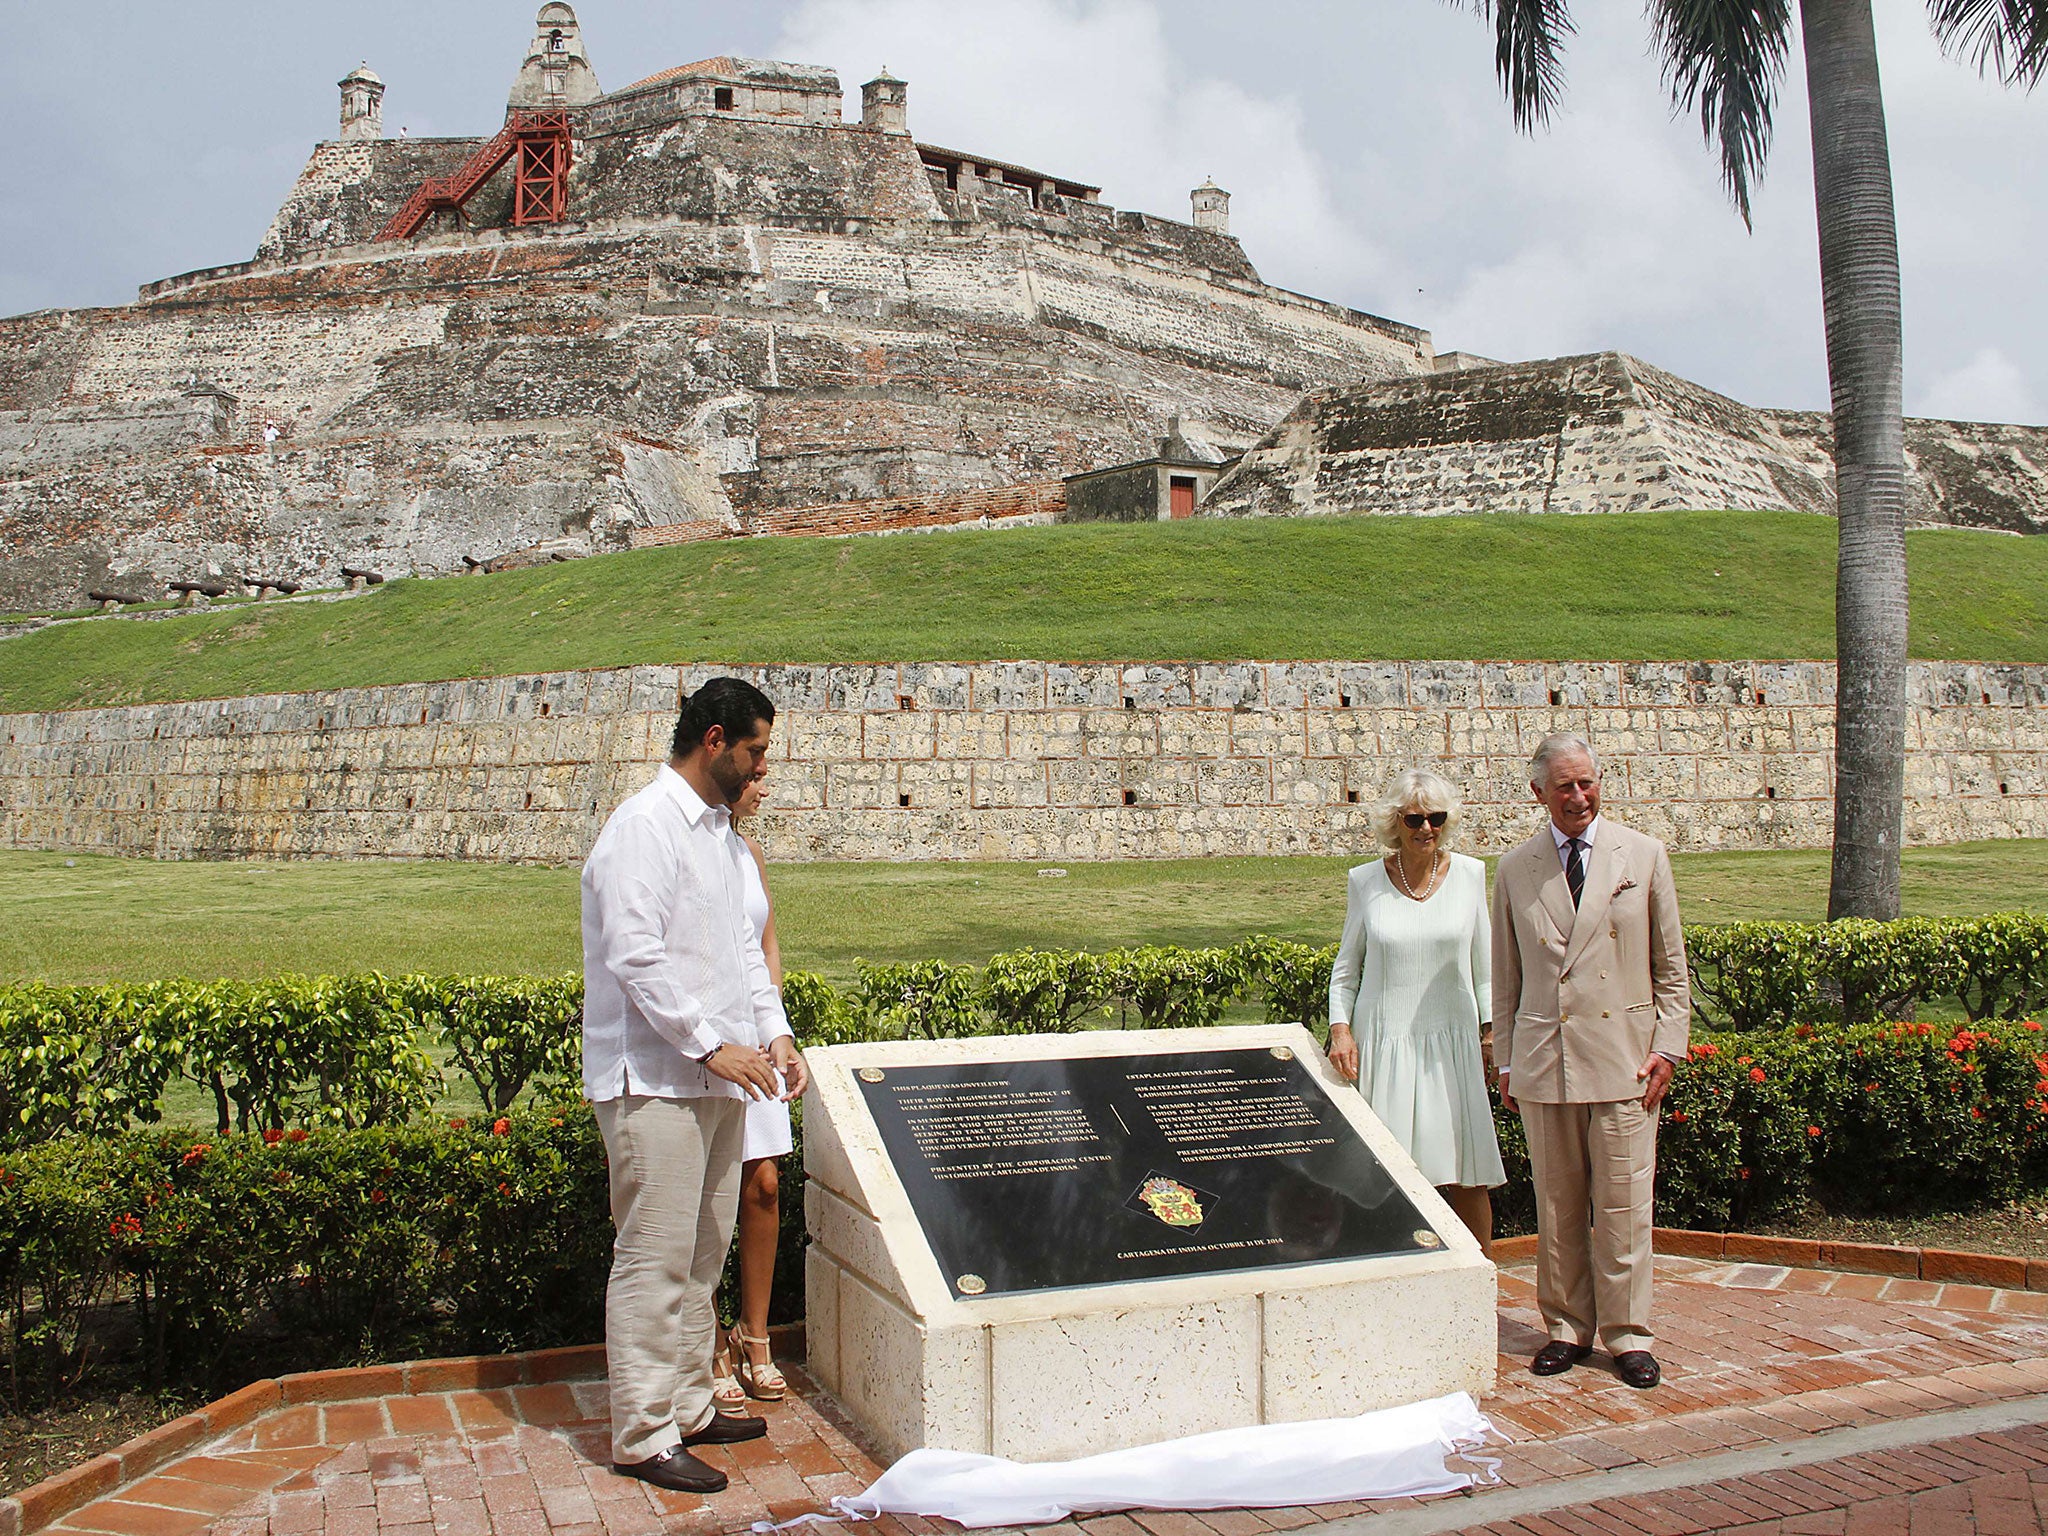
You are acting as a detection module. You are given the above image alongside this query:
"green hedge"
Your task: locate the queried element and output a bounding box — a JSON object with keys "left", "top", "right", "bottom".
{"left": 5, "top": 1016, "right": 2043, "bottom": 1402}
{"left": 0, "top": 1110, "right": 608, "bottom": 1399}
{"left": 5, "top": 916, "right": 2048, "bottom": 1151}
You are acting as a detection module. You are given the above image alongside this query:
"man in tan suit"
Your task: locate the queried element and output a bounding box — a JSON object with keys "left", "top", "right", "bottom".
{"left": 1493, "top": 733, "right": 1690, "bottom": 1389}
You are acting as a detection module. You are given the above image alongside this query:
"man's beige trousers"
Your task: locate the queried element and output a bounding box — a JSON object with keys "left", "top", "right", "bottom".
{"left": 595, "top": 1093, "right": 745, "bottom": 1463}
{"left": 1520, "top": 1098, "right": 1657, "bottom": 1356}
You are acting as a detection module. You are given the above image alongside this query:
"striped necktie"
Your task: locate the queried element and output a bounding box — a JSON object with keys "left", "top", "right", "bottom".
{"left": 1565, "top": 837, "right": 1586, "bottom": 908}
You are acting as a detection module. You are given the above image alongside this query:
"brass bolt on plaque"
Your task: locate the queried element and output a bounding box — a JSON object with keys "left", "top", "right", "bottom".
{"left": 1414, "top": 1230, "right": 1442, "bottom": 1248}
{"left": 858, "top": 1067, "right": 885, "bottom": 1082}
{"left": 1270, "top": 1046, "right": 1294, "bottom": 1061}
{"left": 956, "top": 1273, "right": 987, "bottom": 1295}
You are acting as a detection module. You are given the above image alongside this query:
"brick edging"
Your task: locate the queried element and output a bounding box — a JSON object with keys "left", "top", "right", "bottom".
{"left": 1492, "top": 1227, "right": 2048, "bottom": 1290}
{"left": 0, "top": 1344, "right": 604, "bottom": 1536}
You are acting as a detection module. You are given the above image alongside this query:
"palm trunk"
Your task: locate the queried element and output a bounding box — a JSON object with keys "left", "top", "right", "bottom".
{"left": 1802, "top": 0, "right": 1908, "bottom": 920}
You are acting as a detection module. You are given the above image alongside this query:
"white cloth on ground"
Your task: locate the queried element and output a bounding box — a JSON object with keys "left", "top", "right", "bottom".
{"left": 801, "top": 1393, "right": 1499, "bottom": 1529}
{"left": 1328, "top": 853, "right": 1506, "bottom": 1188}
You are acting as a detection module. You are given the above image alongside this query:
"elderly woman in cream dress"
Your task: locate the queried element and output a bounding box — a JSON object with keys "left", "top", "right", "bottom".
{"left": 1327, "top": 768, "right": 1505, "bottom": 1254}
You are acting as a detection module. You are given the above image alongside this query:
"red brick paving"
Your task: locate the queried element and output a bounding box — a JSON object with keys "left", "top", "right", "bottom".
{"left": 17, "top": 1256, "right": 2048, "bottom": 1536}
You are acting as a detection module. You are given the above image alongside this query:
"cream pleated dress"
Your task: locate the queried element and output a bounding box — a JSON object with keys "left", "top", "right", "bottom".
{"left": 1327, "top": 852, "right": 1506, "bottom": 1189}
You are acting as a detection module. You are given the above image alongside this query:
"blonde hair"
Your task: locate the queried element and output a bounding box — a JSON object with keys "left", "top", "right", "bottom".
{"left": 1370, "top": 768, "right": 1463, "bottom": 851}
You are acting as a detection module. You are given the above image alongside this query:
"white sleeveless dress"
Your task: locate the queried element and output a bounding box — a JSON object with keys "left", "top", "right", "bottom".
{"left": 739, "top": 848, "right": 795, "bottom": 1161}
{"left": 1327, "top": 853, "right": 1506, "bottom": 1189}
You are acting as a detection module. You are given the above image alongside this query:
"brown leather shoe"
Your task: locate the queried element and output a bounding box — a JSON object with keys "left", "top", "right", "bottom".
{"left": 1614, "top": 1350, "right": 1661, "bottom": 1389}
{"left": 1531, "top": 1341, "right": 1593, "bottom": 1376}
{"left": 683, "top": 1412, "right": 767, "bottom": 1446}
{"left": 613, "top": 1446, "right": 727, "bottom": 1493}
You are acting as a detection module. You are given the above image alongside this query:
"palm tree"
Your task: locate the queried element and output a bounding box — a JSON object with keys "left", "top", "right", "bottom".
{"left": 1465, "top": 0, "right": 2047, "bottom": 919}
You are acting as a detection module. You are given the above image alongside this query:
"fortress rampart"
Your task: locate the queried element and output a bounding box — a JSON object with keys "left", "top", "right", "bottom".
{"left": 4, "top": 659, "right": 2042, "bottom": 865}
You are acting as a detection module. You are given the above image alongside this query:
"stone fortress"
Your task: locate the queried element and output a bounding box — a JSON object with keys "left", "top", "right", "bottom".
{"left": 4, "top": 4, "right": 2046, "bottom": 614}
{"left": 3, "top": 7, "right": 2047, "bottom": 865}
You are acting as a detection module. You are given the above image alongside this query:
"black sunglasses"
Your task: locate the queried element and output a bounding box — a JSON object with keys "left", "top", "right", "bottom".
{"left": 1402, "top": 811, "right": 1449, "bottom": 829}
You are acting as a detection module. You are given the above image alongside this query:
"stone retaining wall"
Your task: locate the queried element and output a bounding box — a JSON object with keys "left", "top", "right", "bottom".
{"left": 3, "top": 659, "right": 2043, "bottom": 864}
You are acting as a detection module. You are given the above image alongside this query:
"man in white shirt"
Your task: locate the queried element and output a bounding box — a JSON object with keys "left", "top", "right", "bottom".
{"left": 582, "top": 677, "right": 808, "bottom": 1493}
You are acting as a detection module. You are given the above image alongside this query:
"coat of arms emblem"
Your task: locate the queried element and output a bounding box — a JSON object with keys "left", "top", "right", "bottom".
{"left": 1137, "top": 1175, "right": 1205, "bottom": 1228}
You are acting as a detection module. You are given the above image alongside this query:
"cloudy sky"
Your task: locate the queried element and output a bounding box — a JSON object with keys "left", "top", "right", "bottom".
{"left": 6, "top": 0, "right": 2043, "bottom": 421}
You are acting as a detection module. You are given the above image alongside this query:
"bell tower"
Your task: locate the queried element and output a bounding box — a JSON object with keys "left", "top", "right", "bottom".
{"left": 508, "top": 2, "right": 602, "bottom": 109}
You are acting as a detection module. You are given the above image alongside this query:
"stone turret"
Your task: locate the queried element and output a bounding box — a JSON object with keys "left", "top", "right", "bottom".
{"left": 338, "top": 64, "right": 383, "bottom": 140}
{"left": 508, "top": 2, "right": 601, "bottom": 108}
{"left": 861, "top": 68, "right": 908, "bottom": 134}
{"left": 1191, "top": 177, "right": 1230, "bottom": 234}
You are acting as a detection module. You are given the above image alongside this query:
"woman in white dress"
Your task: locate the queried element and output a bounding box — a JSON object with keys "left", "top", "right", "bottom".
{"left": 711, "top": 776, "right": 794, "bottom": 1413}
{"left": 1327, "top": 768, "right": 1505, "bottom": 1255}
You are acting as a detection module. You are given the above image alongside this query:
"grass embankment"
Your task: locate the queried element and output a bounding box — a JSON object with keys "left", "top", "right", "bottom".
{"left": 5, "top": 840, "right": 2045, "bottom": 986}
{"left": 5, "top": 511, "right": 2047, "bottom": 713}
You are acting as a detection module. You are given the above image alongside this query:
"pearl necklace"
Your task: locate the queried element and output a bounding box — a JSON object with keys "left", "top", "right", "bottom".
{"left": 1391, "top": 852, "right": 1446, "bottom": 901}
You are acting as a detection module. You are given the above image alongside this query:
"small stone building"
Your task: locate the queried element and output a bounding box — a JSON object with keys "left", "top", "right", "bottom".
{"left": 1060, "top": 419, "right": 1231, "bottom": 523}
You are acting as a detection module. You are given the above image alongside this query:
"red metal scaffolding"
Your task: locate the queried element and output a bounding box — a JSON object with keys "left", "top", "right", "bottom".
{"left": 377, "top": 110, "right": 572, "bottom": 243}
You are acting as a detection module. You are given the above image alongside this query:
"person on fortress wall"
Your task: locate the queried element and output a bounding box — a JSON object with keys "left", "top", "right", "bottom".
{"left": 1493, "top": 733, "right": 1690, "bottom": 1391}
{"left": 580, "top": 677, "right": 808, "bottom": 1493}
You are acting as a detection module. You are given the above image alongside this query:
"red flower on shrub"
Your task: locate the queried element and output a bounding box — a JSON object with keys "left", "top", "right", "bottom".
{"left": 449, "top": 1118, "right": 468, "bottom": 1130}
{"left": 498, "top": 1181, "right": 512, "bottom": 1196}
{"left": 1690, "top": 1043, "right": 1719, "bottom": 1060}
{"left": 1749, "top": 1067, "right": 1767, "bottom": 1083}
{"left": 287, "top": 1128, "right": 308, "bottom": 1142}
{"left": 370, "top": 1189, "right": 388, "bottom": 1203}
{"left": 1972, "top": 1108, "right": 1985, "bottom": 1119}
{"left": 274, "top": 1169, "right": 292, "bottom": 1184}
{"left": 109, "top": 1214, "right": 141, "bottom": 1239}
{"left": 1738, "top": 1055, "right": 1753, "bottom": 1066}
{"left": 262, "top": 1128, "right": 283, "bottom": 1145}
{"left": 491, "top": 1118, "right": 511, "bottom": 1136}
{"left": 1671, "top": 1111, "right": 1687, "bottom": 1123}
{"left": 2024, "top": 1021, "right": 2042, "bottom": 1032}
{"left": 181, "top": 1144, "right": 209, "bottom": 1167}
{"left": 1807, "top": 1125, "right": 1821, "bottom": 1137}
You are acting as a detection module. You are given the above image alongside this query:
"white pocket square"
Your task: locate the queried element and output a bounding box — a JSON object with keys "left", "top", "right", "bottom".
{"left": 1613, "top": 878, "right": 1637, "bottom": 896}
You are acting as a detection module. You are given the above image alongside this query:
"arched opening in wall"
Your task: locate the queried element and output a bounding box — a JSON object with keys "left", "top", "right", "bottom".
{"left": 1345, "top": 789, "right": 1359, "bottom": 803}
{"left": 1122, "top": 789, "right": 1137, "bottom": 806}
{"left": 540, "top": 702, "right": 551, "bottom": 717}
{"left": 897, "top": 793, "right": 910, "bottom": 807}
{"left": 714, "top": 86, "right": 734, "bottom": 110}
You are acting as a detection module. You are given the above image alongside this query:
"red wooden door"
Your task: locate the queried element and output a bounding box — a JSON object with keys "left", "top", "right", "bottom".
{"left": 1169, "top": 476, "right": 1197, "bottom": 518}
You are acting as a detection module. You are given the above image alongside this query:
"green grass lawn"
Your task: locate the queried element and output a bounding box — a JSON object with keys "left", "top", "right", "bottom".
{"left": 5, "top": 511, "right": 2046, "bottom": 713}
{"left": 5, "top": 840, "right": 2044, "bottom": 987}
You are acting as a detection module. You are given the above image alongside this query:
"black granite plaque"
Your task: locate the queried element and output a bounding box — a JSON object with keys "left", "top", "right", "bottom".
{"left": 854, "top": 1045, "right": 1442, "bottom": 1299}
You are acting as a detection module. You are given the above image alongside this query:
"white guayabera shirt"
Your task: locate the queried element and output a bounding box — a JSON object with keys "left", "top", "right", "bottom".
{"left": 580, "top": 764, "right": 790, "bottom": 1101}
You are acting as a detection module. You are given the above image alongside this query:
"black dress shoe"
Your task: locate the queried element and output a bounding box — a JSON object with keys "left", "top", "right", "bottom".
{"left": 683, "top": 1412, "right": 767, "bottom": 1445}
{"left": 1531, "top": 1341, "right": 1594, "bottom": 1376}
{"left": 614, "top": 1446, "right": 728, "bottom": 1493}
{"left": 1614, "top": 1350, "right": 1661, "bottom": 1389}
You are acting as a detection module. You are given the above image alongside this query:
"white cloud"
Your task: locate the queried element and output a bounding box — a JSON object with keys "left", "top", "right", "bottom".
{"left": 1914, "top": 347, "right": 2040, "bottom": 424}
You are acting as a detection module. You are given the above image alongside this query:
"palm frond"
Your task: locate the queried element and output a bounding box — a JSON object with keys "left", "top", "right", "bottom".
{"left": 1930, "top": 0, "right": 2048, "bottom": 87}
{"left": 1455, "top": 0, "right": 1576, "bottom": 130}
{"left": 1649, "top": 0, "right": 1794, "bottom": 229}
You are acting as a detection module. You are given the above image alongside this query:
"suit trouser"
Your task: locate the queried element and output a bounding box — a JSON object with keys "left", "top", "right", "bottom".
{"left": 595, "top": 1093, "right": 745, "bottom": 1463}
{"left": 1520, "top": 1097, "right": 1657, "bottom": 1355}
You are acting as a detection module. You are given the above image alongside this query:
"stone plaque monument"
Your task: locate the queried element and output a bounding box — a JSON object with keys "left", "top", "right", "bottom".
{"left": 803, "top": 1024, "right": 1496, "bottom": 1462}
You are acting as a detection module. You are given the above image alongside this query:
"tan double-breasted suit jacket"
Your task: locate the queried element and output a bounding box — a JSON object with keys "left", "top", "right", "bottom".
{"left": 1491, "top": 821, "right": 1690, "bottom": 1104}
{"left": 1492, "top": 817, "right": 1690, "bottom": 1354}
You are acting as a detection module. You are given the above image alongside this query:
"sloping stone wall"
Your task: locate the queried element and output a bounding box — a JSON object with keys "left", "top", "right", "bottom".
{"left": 3, "top": 660, "right": 2042, "bottom": 865}
{"left": 1203, "top": 352, "right": 2048, "bottom": 532}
